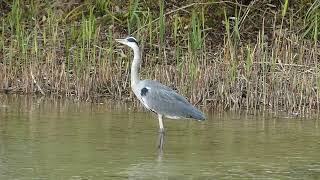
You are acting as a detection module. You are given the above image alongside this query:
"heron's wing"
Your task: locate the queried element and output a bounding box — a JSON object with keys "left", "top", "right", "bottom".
{"left": 140, "top": 80, "right": 205, "bottom": 120}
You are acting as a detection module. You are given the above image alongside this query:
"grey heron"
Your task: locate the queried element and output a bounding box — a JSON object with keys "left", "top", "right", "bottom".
{"left": 116, "top": 37, "right": 205, "bottom": 147}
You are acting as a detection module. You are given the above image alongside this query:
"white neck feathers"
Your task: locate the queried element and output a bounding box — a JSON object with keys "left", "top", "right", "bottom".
{"left": 130, "top": 45, "right": 141, "bottom": 86}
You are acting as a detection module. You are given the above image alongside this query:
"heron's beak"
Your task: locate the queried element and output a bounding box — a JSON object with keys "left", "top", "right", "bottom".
{"left": 115, "top": 38, "right": 126, "bottom": 45}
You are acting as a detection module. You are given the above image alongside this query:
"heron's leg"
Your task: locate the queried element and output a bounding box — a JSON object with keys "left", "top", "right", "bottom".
{"left": 158, "top": 114, "right": 164, "bottom": 133}
{"left": 157, "top": 114, "right": 165, "bottom": 150}
{"left": 158, "top": 132, "right": 165, "bottom": 151}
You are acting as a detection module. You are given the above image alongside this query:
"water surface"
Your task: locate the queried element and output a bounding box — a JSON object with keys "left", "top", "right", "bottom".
{"left": 0, "top": 96, "right": 320, "bottom": 179}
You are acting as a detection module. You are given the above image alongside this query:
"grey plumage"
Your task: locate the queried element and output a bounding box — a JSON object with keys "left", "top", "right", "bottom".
{"left": 116, "top": 36, "right": 205, "bottom": 134}
{"left": 134, "top": 80, "right": 205, "bottom": 120}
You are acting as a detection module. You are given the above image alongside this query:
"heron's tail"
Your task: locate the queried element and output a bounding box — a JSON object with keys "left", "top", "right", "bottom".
{"left": 188, "top": 107, "right": 206, "bottom": 121}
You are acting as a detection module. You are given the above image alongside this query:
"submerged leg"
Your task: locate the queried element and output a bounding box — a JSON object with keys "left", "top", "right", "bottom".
{"left": 158, "top": 132, "right": 165, "bottom": 151}
{"left": 158, "top": 114, "right": 164, "bottom": 133}
{"left": 157, "top": 114, "right": 165, "bottom": 150}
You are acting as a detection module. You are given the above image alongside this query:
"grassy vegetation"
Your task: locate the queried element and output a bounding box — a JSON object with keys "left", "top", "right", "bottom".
{"left": 0, "top": 0, "right": 319, "bottom": 114}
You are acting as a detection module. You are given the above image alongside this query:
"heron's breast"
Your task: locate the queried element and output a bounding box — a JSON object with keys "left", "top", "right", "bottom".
{"left": 164, "top": 115, "right": 182, "bottom": 119}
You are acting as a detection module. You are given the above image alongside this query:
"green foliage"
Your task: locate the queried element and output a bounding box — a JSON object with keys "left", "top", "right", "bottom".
{"left": 0, "top": 0, "right": 319, "bottom": 111}
{"left": 9, "top": 0, "right": 22, "bottom": 36}
{"left": 303, "top": 0, "right": 320, "bottom": 43}
{"left": 159, "top": 0, "right": 165, "bottom": 46}
{"left": 281, "top": 0, "right": 289, "bottom": 18}
{"left": 95, "top": 0, "right": 109, "bottom": 15}
{"left": 190, "top": 10, "right": 204, "bottom": 53}
{"left": 128, "top": 0, "right": 140, "bottom": 34}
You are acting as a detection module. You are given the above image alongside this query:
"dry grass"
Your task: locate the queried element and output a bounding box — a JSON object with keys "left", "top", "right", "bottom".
{"left": 0, "top": 0, "right": 319, "bottom": 114}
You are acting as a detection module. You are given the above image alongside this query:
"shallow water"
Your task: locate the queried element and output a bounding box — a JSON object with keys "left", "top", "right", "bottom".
{"left": 0, "top": 96, "right": 320, "bottom": 179}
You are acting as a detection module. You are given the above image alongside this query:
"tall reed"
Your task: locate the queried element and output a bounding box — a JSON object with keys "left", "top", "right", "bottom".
{"left": 0, "top": 0, "right": 319, "bottom": 114}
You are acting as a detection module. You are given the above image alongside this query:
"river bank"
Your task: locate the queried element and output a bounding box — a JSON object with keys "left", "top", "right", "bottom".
{"left": 0, "top": 1, "right": 319, "bottom": 113}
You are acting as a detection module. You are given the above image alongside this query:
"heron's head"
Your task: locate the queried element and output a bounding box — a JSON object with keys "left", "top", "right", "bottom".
{"left": 115, "top": 36, "right": 138, "bottom": 49}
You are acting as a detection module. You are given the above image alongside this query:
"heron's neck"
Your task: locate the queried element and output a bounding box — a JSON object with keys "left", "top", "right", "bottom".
{"left": 131, "top": 45, "right": 141, "bottom": 86}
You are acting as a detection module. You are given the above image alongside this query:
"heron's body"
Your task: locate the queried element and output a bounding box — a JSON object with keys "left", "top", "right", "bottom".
{"left": 116, "top": 36, "right": 205, "bottom": 134}
{"left": 133, "top": 79, "right": 205, "bottom": 120}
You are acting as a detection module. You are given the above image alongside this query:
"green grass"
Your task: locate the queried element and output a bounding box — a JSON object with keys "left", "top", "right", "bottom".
{"left": 159, "top": 0, "right": 165, "bottom": 48}
{"left": 0, "top": 0, "right": 319, "bottom": 114}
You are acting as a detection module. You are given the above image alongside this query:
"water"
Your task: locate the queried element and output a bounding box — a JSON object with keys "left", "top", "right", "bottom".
{"left": 1, "top": 96, "right": 320, "bottom": 179}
